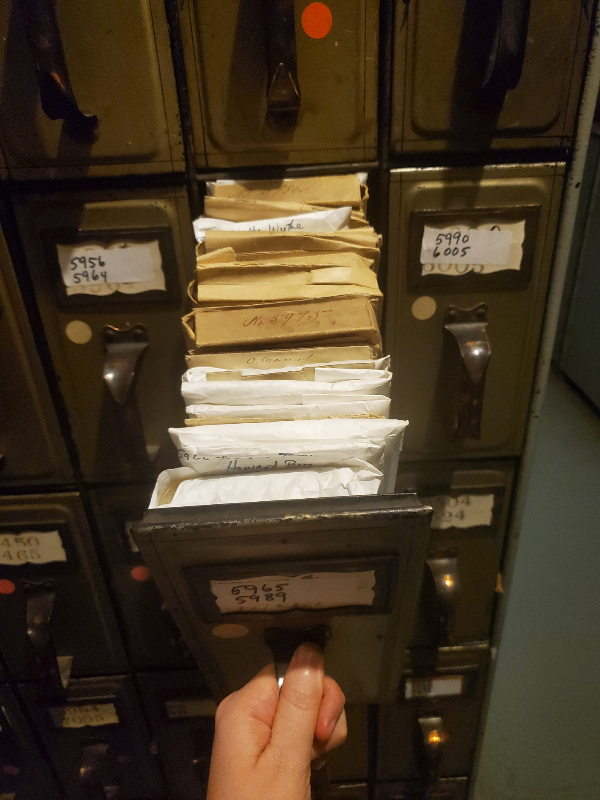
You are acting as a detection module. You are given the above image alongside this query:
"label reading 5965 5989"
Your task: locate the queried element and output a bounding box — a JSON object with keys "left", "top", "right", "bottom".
{"left": 0, "top": 531, "right": 67, "bottom": 565}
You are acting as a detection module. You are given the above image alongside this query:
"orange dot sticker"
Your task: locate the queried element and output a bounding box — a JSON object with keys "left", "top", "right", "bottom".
{"left": 0, "top": 580, "right": 15, "bottom": 595}
{"left": 130, "top": 566, "right": 151, "bottom": 582}
{"left": 302, "top": 3, "right": 332, "bottom": 39}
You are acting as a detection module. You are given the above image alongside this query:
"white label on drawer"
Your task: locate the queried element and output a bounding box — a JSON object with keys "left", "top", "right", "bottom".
{"left": 48, "top": 703, "right": 119, "bottom": 728}
{"left": 423, "top": 494, "right": 495, "bottom": 529}
{"left": 58, "top": 240, "right": 162, "bottom": 287}
{"left": 0, "top": 531, "right": 67, "bottom": 565}
{"left": 420, "top": 221, "right": 525, "bottom": 274}
{"left": 405, "top": 675, "right": 464, "bottom": 699}
{"left": 211, "top": 570, "right": 376, "bottom": 614}
{"left": 164, "top": 699, "right": 217, "bottom": 719}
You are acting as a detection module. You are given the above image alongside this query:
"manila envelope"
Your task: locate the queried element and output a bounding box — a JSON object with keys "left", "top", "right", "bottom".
{"left": 185, "top": 345, "right": 377, "bottom": 370}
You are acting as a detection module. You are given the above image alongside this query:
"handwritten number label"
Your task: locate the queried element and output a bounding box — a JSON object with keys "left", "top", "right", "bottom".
{"left": 0, "top": 530, "right": 66, "bottom": 566}
{"left": 420, "top": 222, "right": 525, "bottom": 274}
{"left": 48, "top": 703, "right": 119, "bottom": 729}
{"left": 211, "top": 571, "right": 376, "bottom": 614}
{"left": 242, "top": 309, "right": 333, "bottom": 329}
{"left": 57, "top": 241, "right": 161, "bottom": 287}
{"left": 423, "top": 494, "right": 495, "bottom": 529}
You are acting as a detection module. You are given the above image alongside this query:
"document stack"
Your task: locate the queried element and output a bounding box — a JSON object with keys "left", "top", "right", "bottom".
{"left": 150, "top": 175, "right": 408, "bottom": 508}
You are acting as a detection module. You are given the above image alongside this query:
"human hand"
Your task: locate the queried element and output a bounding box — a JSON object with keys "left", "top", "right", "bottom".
{"left": 207, "top": 643, "right": 347, "bottom": 800}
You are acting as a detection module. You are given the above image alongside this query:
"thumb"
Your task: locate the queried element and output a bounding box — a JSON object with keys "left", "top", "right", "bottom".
{"left": 268, "top": 643, "right": 325, "bottom": 771}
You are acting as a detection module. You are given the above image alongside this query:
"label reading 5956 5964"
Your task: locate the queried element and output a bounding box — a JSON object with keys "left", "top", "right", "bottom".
{"left": 0, "top": 531, "right": 66, "bottom": 565}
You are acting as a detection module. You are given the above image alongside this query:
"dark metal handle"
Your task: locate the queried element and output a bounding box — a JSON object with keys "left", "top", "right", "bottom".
{"left": 17, "top": 0, "right": 99, "bottom": 142}
{"left": 481, "top": 0, "right": 532, "bottom": 96}
{"left": 79, "top": 741, "right": 113, "bottom": 800}
{"left": 25, "top": 581, "right": 65, "bottom": 696}
{"left": 102, "top": 325, "right": 148, "bottom": 406}
{"left": 0, "top": 704, "right": 23, "bottom": 780}
{"left": 417, "top": 715, "right": 448, "bottom": 785}
{"left": 263, "top": 0, "right": 301, "bottom": 129}
{"left": 443, "top": 304, "right": 491, "bottom": 440}
{"left": 425, "top": 557, "right": 460, "bottom": 646}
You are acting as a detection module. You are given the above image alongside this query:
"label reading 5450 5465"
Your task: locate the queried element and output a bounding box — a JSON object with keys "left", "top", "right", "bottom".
{"left": 0, "top": 531, "right": 67, "bottom": 565}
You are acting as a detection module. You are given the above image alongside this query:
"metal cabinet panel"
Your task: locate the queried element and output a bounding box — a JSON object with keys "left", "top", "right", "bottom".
{"left": 376, "top": 777, "right": 468, "bottom": 800}
{"left": 0, "top": 230, "right": 72, "bottom": 485}
{"left": 14, "top": 188, "right": 195, "bottom": 483}
{"left": 183, "top": 0, "right": 378, "bottom": 167}
{"left": 137, "top": 670, "right": 215, "bottom": 800}
{"left": 377, "top": 646, "right": 488, "bottom": 783}
{"left": 385, "top": 163, "right": 564, "bottom": 459}
{"left": 90, "top": 485, "right": 196, "bottom": 670}
{"left": 133, "top": 494, "right": 431, "bottom": 704}
{"left": 0, "top": 684, "right": 62, "bottom": 800}
{"left": 0, "top": 493, "right": 127, "bottom": 683}
{"left": 0, "top": 0, "right": 184, "bottom": 177}
{"left": 396, "top": 461, "right": 514, "bottom": 649}
{"left": 19, "top": 675, "right": 165, "bottom": 799}
{"left": 393, "top": 0, "right": 590, "bottom": 152}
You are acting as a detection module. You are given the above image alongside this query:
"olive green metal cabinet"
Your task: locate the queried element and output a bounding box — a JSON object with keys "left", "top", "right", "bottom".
{"left": 396, "top": 461, "right": 514, "bottom": 649}
{"left": 182, "top": 0, "right": 378, "bottom": 167}
{"left": 0, "top": 683, "right": 62, "bottom": 800}
{"left": 0, "top": 0, "right": 184, "bottom": 177}
{"left": 385, "top": 163, "right": 564, "bottom": 459}
{"left": 0, "top": 230, "right": 73, "bottom": 485}
{"left": 393, "top": 0, "right": 590, "bottom": 152}
{"left": 0, "top": 493, "right": 127, "bottom": 683}
{"left": 14, "top": 189, "right": 195, "bottom": 483}
{"left": 19, "top": 676, "right": 166, "bottom": 800}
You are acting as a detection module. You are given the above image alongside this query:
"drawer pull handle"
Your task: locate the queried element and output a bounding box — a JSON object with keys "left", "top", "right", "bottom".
{"left": 425, "top": 557, "right": 460, "bottom": 646}
{"left": 25, "top": 581, "right": 64, "bottom": 696}
{"left": 102, "top": 325, "right": 148, "bottom": 406}
{"left": 481, "top": 0, "right": 533, "bottom": 101}
{"left": 418, "top": 714, "right": 448, "bottom": 784}
{"left": 264, "top": 0, "right": 301, "bottom": 129}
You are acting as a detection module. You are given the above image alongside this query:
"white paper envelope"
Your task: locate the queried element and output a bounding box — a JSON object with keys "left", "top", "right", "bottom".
{"left": 193, "top": 207, "right": 351, "bottom": 243}
{"left": 184, "top": 395, "right": 391, "bottom": 422}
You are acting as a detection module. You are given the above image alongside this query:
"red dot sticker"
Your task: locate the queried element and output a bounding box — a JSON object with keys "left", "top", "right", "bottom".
{"left": 0, "top": 580, "right": 15, "bottom": 595}
{"left": 302, "top": 3, "right": 332, "bottom": 39}
{"left": 3, "top": 764, "right": 20, "bottom": 776}
{"left": 130, "top": 566, "right": 151, "bottom": 582}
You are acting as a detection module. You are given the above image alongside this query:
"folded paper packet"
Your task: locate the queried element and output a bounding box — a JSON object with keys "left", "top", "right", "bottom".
{"left": 181, "top": 296, "right": 382, "bottom": 352}
{"left": 192, "top": 285, "right": 382, "bottom": 309}
{"left": 206, "top": 175, "right": 364, "bottom": 209}
{"left": 149, "top": 463, "right": 383, "bottom": 508}
{"left": 196, "top": 252, "right": 378, "bottom": 278}
{"left": 183, "top": 357, "right": 390, "bottom": 381}
{"left": 203, "top": 196, "right": 369, "bottom": 228}
{"left": 185, "top": 345, "right": 378, "bottom": 369}
{"left": 180, "top": 375, "right": 392, "bottom": 405}
{"left": 192, "top": 206, "right": 351, "bottom": 243}
{"left": 184, "top": 395, "right": 391, "bottom": 424}
{"left": 169, "top": 418, "right": 408, "bottom": 492}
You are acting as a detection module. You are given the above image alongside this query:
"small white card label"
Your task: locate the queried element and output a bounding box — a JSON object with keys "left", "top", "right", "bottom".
{"left": 424, "top": 494, "right": 495, "bottom": 529}
{"left": 48, "top": 703, "right": 119, "bottom": 729}
{"left": 211, "top": 571, "right": 376, "bottom": 614}
{"left": 58, "top": 240, "right": 161, "bottom": 287}
{"left": 0, "top": 531, "right": 67, "bottom": 565}
{"left": 420, "top": 221, "right": 525, "bottom": 275}
{"left": 164, "top": 699, "right": 217, "bottom": 719}
{"left": 405, "top": 675, "right": 464, "bottom": 699}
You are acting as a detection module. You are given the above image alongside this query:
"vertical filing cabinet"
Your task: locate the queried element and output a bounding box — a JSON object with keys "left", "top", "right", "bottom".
{"left": 13, "top": 188, "right": 195, "bottom": 483}
{"left": 392, "top": 0, "right": 591, "bottom": 152}
{"left": 19, "top": 676, "right": 165, "bottom": 800}
{"left": 0, "top": 493, "right": 127, "bottom": 685}
{"left": 0, "top": 229, "right": 73, "bottom": 486}
{"left": 0, "top": 683, "right": 62, "bottom": 800}
{"left": 181, "top": 0, "right": 379, "bottom": 167}
{"left": 385, "top": 163, "right": 564, "bottom": 459}
{"left": 0, "top": 0, "right": 183, "bottom": 178}
{"left": 396, "top": 461, "right": 514, "bottom": 650}
{"left": 90, "top": 485, "right": 196, "bottom": 671}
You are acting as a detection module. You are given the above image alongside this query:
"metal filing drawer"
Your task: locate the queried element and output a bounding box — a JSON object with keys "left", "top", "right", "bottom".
{"left": 0, "top": 0, "right": 183, "bottom": 177}
{"left": 0, "top": 229, "right": 72, "bottom": 485}
{"left": 14, "top": 188, "right": 195, "bottom": 483}
{"left": 385, "top": 163, "right": 564, "bottom": 459}
{"left": 376, "top": 777, "right": 468, "bottom": 800}
{"left": 182, "top": 0, "right": 379, "bottom": 167}
{"left": 90, "top": 484, "right": 196, "bottom": 671}
{"left": 392, "top": 0, "right": 590, "bottom": 152}
{"left": 18, "top": 676, "right": 165, "bottom": 800}
{"left": 0, "top": 683, "right": 62, "bottom": 800}
{"left": 396, "top": 461, "right": 514, "bottom": 649}
{"left": 0, "top": 493, "right": 127, "bottom": 684}
{"left": 377, "top": 646, "right": 489, "bottom": 783}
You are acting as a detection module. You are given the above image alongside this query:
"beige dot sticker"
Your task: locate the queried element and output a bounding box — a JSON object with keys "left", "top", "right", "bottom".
{"left": 411, "top": 296, "right": 437, "bottom": 320}
{"left": 65, "top": 320, "right": 92, "bottom": 344}
{"left": 212, "top": 624, "right": 249, "bottom": 639}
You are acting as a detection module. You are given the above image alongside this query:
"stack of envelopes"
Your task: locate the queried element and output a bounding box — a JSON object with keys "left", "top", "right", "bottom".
{"left": 152, "top": 175, "right": 408, "bottom": 508}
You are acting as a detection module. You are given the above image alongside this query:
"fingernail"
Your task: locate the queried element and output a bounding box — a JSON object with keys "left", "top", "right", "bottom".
{"left": 312, "top": 757, "right": 327, "bottom": 770}
{"left": 292, "top": 642, "right": 323, "bottom": 670}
